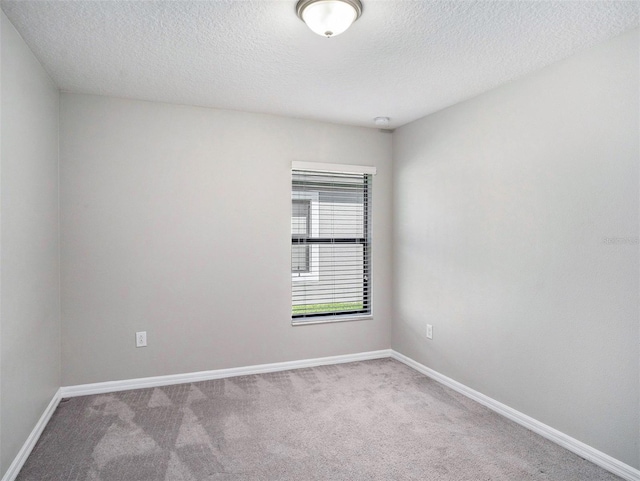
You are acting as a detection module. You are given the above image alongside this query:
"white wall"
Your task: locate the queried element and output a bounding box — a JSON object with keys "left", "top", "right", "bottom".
{"left": 0, "top": 12, "right": 60, "bottom": 477}
{"left": 60, "top": 93, "right": 393, "bottom": 386}
{"left": 392, "top": 29, "right": 639, "bottom": 468}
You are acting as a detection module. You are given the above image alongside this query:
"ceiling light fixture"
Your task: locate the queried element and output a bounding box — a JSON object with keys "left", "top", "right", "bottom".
{"left": 296, "top": 0, "right": 363, "bottom": 38}
{"left": 374, "top": 117, "right": 390, "bottom": 127}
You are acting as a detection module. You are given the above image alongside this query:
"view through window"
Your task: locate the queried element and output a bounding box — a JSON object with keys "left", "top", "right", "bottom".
{"left": 291, "top": 166, "right": 373, "bottom": 322}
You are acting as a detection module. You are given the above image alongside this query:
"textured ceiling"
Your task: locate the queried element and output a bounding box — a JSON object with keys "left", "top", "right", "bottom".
{"left": 2, "top": 1, "right": 638, "bottom": 128}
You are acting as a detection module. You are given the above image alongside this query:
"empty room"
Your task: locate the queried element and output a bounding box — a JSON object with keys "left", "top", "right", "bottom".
{"left": 1, "top": 0, "right": 638, "bottom": 480}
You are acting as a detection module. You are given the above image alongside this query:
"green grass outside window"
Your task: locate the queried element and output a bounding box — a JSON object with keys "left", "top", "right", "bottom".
{"left": 292, "top": 301, "right": 364, "bottom": 316}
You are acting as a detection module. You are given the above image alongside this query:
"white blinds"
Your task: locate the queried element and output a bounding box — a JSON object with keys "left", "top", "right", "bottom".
{"left": 291, "top": 167, "right": 373, "bottom": 321}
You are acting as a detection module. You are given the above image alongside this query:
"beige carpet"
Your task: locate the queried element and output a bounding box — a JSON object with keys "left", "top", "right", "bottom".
{"left": 17, "top": 359, "right": 622, "bottom": 480}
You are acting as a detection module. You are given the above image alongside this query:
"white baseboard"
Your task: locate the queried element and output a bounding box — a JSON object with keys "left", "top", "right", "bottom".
{"left": 391, "top": 350, "right": 640, "bottom": 481}
{"left": 60, "top": 349, "right": 392, "bottom": 398}
{"left": 2, "top": 388, "right": 62, "bottom": 481}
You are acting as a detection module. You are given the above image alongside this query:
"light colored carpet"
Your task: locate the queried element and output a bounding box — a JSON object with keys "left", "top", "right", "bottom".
{"left": 17, "top": 359, "right": 621, "bottom": 480}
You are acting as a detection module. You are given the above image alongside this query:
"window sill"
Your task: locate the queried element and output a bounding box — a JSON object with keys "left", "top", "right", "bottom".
{"left": 291, "top": 314, "right": 373, "bottom": 326}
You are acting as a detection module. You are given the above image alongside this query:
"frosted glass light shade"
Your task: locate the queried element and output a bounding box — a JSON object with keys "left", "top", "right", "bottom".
{"left": 296, "top": 0, "right": 363, "bottom": 38}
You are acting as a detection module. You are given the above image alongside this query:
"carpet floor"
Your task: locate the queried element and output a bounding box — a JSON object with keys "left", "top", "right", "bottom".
{"left": 17, "top": 359, "right": 622, "bottom": 480}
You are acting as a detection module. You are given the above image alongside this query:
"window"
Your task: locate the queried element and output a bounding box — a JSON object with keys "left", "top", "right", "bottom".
{"left": 291, "top": 162, "right": 376, "bottom": 323}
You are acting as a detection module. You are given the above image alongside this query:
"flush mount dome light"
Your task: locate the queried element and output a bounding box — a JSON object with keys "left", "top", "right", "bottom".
{"left": 296, "top": 0, "right": 363, "bottom": 38}
{"left": 374, "top": 116, "right": 390, "bottom": 127}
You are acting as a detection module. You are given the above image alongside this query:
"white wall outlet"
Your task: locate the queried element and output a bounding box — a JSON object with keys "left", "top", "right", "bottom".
{"left": 426, "top": 324, "right": 433, "bottom": 340}
{"left": 136, "top": 331, "right": 147, "bottom": 348}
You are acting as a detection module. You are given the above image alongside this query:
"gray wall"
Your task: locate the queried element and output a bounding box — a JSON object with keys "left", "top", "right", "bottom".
{"left": 1, "top": 12, "right": 60, "bottom": 477}
{"left": 392, "top": 28, "right": 639, "bottom": 469}
{"left": 60, "top": 93, "right": 393, "bottom": 386}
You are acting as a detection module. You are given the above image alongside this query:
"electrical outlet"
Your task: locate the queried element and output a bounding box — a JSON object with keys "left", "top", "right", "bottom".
{"left": 136, "top": 331, "right": 147, "bottom": 348}
{"left": 426, "top": 324, "right": 433, "bottom": 340}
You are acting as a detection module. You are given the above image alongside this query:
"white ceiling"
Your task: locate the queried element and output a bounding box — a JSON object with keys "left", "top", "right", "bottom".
{"left": 2, "top": 1, "right": 638, "bottom": 129}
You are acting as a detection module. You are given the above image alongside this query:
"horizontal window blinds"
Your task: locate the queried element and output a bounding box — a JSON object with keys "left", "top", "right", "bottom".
{"left": 292, "top": 168, "right": 372, "bottom": 320}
